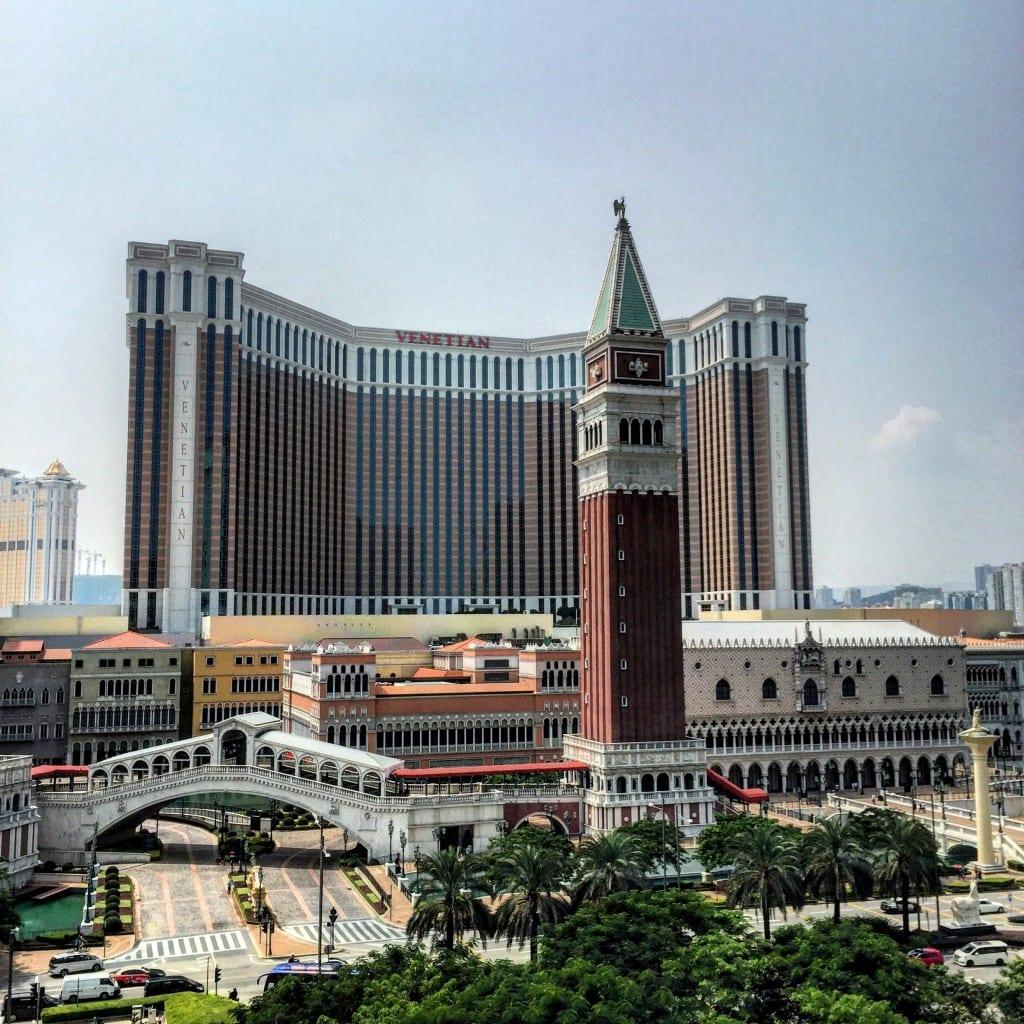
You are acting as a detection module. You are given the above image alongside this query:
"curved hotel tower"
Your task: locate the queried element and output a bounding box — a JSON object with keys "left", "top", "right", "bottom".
{"left": 123, "top": 235, "right": 812, "bottom": 634}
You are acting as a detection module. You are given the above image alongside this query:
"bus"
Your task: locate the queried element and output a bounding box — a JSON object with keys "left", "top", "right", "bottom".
{"left": 257, "top": 960, "right": 346, "bottom": 993}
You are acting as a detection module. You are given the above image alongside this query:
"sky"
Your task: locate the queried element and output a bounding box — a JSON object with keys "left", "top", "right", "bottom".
{"left": 1, "top": 0, "right": 1021, "bottom": 589}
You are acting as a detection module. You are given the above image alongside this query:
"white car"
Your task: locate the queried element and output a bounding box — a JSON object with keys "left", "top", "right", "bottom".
{"left": 978, "top": 898, "right": 1006, "bottom": 914}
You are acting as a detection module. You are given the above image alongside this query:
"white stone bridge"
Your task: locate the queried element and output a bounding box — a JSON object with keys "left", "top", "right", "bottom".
{"left": 35, "top": 713, "right": 510, "bottom": 858}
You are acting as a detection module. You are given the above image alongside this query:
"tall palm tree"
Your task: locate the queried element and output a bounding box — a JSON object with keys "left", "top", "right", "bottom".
{"left": 573, "top": 829, "right": 647, "bottom": 905}
{"left": 492, "top": 843, "right": 570, "bottom": 961}
{"left": 802, "top": 815, "right": 873, "bottom": 924}
{"left": 406, "top": 848, "right": 492, "bottom": 950}
{"left": 871, "top": 813, "right": 939, "bottom": 936}
{"left": 724, "top": 818, "right": 804, "bottom": 941}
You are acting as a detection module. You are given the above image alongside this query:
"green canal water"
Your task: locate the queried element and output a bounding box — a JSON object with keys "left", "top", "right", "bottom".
{"left": 15, "top": 891, "right": 85, "bottom": 935}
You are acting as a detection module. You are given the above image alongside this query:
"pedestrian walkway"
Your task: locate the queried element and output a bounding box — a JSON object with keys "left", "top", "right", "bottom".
{"left": 283, "top": 917, "right": 405, "bottom": 947}
{"left": 109, "top": 928, "right": 251, "bottom": 962}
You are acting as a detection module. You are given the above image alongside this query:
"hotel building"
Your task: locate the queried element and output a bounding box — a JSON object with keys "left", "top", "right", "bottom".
{"left": 122, "top": 235, "right": 811, "bottom": 635}
{"left": 192, "top": 640, "right": 284, "bottom": 734}
{"left": 0, "top": 460, "right": 83, "bottom": 608}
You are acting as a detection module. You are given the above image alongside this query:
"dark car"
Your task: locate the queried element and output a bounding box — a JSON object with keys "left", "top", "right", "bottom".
{"left": 143, "top": 975, "right": 205, "bottom": 997}
{"left": 3, "top": 989, "right": 59, "bottom": 1021}
{"left": 881, "top": 898, "right": 920, "bottom": 914}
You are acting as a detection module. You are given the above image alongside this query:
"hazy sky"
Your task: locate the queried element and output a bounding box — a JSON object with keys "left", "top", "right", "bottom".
{"left": 1, "top": 1, "right": 1021, "bottom": 588}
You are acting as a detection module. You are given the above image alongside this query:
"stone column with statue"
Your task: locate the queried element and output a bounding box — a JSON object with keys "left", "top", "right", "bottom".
{"left": 959, "top": 708, "right": 1003, "bottom": 874}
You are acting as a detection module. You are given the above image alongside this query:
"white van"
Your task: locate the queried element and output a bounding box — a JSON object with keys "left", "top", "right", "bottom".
{"left": 951, "top": 940, "right": 1009, "bottom": 968}
{"left": 58, "top": 974, "right": 121, "bottom": 1004}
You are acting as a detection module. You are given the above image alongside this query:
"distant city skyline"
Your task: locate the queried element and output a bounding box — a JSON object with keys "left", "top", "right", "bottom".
{"left": 1, "top": 1, "right": 1021, "bottom": 586}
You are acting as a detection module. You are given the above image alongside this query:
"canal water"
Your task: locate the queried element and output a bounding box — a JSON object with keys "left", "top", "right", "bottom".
{"left": 14, "top": 890, "right": 84, "bottom": 936}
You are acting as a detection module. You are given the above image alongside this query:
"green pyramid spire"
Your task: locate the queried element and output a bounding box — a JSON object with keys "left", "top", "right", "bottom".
{"left": 587, "top": 205, "right": 663, "bottom": 343}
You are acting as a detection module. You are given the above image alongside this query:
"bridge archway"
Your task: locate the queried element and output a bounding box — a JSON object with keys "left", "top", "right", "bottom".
{"left": 510, "top": 812, "right": 569, "bottom": 835}
{"left": 221, "top": 729, "right": 247, "bottom": 766}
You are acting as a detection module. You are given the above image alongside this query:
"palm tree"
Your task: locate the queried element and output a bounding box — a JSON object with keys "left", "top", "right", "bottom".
{"left": 871, "top": 813, "right": 939, "bottom": 936}
{"left": 492, "top": 842, "right": 570, "bottom": 961}
{"left": 802, "top": 815, "right": 873, "bottom": 924}
{"left": 724, "top": 818, "right": 804, "bottom": 941}
{"left": 405, "top": 848, "right": 492, "bottom": 950}
{"left": 573, "top": 829, "right": 647, "bottom": 905}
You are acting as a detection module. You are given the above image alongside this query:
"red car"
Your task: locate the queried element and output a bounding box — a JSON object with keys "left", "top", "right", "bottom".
{"left": 109, "top": 966, "right": 165, "bottom": 987}
{"left": 908, "top": 947, "right": 945, "bottom": 967}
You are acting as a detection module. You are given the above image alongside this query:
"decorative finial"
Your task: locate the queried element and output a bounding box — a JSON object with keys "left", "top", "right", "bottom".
{"left": 613, "top": 196, "right": 626, "bottom": 221}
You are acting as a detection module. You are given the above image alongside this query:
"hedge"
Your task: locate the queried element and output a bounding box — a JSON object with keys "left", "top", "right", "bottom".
{"left": 42, "top": 993, "right": 234, "bottom": 1024}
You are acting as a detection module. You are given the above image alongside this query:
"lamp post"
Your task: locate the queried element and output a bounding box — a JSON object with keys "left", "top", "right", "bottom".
{"left": 327, "top": 906, "right": 338, "bottom": 954}
{"left": 414, "top": 844, "right": 421, "bottom": 879}
{"left": 937, "top": 779, "right": 946, "bottom": 820}
{"left": 6, "top": 927, "right": 18, "bottom": 1024}
{"left": 387, "top": 819, "right": 394, "bottom": 864}
{"left": 997, "top": 792, "right": 1006, "bottom": 834}
{"left": 399, "top": 829, "right": 407, "bottom": 875}
{"left": 432, "top": 826, "right": 442, "bottom": 852}
{"left": 317, "top": 816, "right": 329, "bottom": 973}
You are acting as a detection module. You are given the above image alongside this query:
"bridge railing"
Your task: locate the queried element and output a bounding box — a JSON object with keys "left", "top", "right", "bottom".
{"left": 35, "top": 763, "right": 507, "bottom": 814}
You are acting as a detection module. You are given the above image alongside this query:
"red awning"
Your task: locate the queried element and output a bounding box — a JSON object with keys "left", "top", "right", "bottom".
{"left": 31, "top": 765, "right": 89, "bottom": 779}
{"left": 707, "top": 768, "right": 768, "bottom": 804}
{"left": 393, "top": 760, "right": 588, "bottom": 779}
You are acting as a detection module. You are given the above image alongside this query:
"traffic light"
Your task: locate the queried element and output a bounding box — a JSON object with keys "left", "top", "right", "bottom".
{"left": 214, "top": 966, "right": 222, "bottom": 983}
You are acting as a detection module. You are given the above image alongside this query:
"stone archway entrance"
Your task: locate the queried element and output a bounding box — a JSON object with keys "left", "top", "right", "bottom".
{"left": 221, "top": 729, "right": 247, "bottom": 766}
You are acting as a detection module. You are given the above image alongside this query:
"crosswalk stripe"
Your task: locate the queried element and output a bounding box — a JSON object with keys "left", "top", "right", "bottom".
{"left": 110, "top": 929, "right": 249, "bottom": 963}
{"left": 284, "top": 917, "right": 404, "bottom": 947}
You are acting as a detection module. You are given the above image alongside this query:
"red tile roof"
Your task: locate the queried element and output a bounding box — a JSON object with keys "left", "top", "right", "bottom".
{"left": 410, "top": 667, "right": 471, "bottom": 681}
{"left": 2, "top": 639, "right": 44, "bottom": 653}
{"left": 961, "top": 636, "right": 1024, "bottom": 648}
{"left": 220, "top": 639, "right": 284, "bottom": 648}
{"left": 436, "top": 636, "right": 504, "bottom": 653}
{"left": 83, "top": 630, "right": 173, "bottom": 650}
{"left": 41, "top": 648, "right": 72, "bottom": 661}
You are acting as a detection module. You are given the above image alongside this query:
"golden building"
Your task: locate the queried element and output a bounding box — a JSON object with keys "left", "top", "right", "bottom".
{"left": 0, "top": 461, "right": 83, "bottom": 607}
{"left": 192, "top": 640, "right": 285, "bottom": 734}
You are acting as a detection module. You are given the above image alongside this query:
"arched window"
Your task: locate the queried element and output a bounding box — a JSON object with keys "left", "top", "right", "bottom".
{"left": 885, "top": 675, "right": 900, "bottom": 697}
{"left": 641, "top": 420, "right": 652, "bottom": 445}
{"left": 155, "top": 271, "right": 165, "bottom": 314}
{"left": 224, "top": 278, "right": 234, "bottom": 320}
{"left": 802, "top": 679, "right": 819, "bottom": 707}
{"left": 653, "top": 420, "right": 664, "bottom": 445}
{"left": 619, "top": 418, "right": 629, "bottom": 444}
{"left": 715, "top": 679, "right": 731, "bottom": 701}
{"left": 930, "top": 674, "right": 945, "bottom": 696}
{"left": 207, "top": 276, "right": 217, "bottom": 318}
{"left": 629, "top": 419, "right": 641, "bottom": 445}
{"left": 842, "top": 677, "right": 856, "bottom": 698}
{"left": 762, "top": 678, "right": 777, "bottom": 699}
{"left": 182, "top": 270, "right": 192, "bottom": 311}
{"left": 137, "top": 269, "right": 147, "bottom": 312}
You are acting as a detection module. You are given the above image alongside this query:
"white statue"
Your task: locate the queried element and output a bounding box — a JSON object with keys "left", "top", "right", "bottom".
{"left": 950, "top": 878, "right": 983, "bottom": 927}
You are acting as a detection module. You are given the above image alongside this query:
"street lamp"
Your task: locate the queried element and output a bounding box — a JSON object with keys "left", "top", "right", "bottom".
{"left": 5, "top": 927, "right": 18, "bottom": 1024}
{"left": 997, "top": 792, "right": 1006, "bottom": 834}
{"left": 414, "top": 844, "right": 421, "bottom": 877}
{"left": 399, "top": 829, "right": 407, "bottom": 875}
{"left": 317, "top": 816, "right": 330, "bottom": 973}
{"left": 387, "top": 819, "right": 394, "bottom": 864}
{"left": 432, "top": 826, "right": 442, "bottom": 852}
{"left": 327, "top": 906, "right": 338, "bottom": 954}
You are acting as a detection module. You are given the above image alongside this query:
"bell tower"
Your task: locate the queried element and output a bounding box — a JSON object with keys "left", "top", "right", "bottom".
{"left": 564, "top": 203, "right": 712, "bottom": 835}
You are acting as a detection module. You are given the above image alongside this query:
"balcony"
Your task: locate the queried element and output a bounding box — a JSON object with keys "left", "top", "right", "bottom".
{"left": 796, "top": 699, "right": 828, "bottom": 712}
{"left": 0, "top": 698, "right": 36, "bottom": 708}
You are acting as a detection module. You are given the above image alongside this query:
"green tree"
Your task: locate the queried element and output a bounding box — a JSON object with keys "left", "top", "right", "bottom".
{"left": 491, "top": 842, "right": 570, "bottom": 961}
{"left": 540, "top": 889, "right": 746, "bottom": 975}
{"left": 794, "top": 987, "right": 909, "bottom": 1024}
{"left": 695, "top": 811, "right": 802, "bottom": 872}
{"left": 994, "top": 958, "right": 1024, "bottom": 1023}
{"left": 723, "top": 818, "right": 804, "bottom": 941}
{"left": 405, "top": 849, "right": 492, "bottom": 951}
{"left": 572, "top": 829, "right": 647, "bottom": 904}
{"left": 617, "top": 819, "right": 688, "bottom": 873}
{"left": 802, "top": 816, "right": 873, "bottom": 924}
{"left": 868, "top": 813, "right": 939, "bottom": 936}
{"left": 0, "top": 864, "right": 20, "bottom": 933}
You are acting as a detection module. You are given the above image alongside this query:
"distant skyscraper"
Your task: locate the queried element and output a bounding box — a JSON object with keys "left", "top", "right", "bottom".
{"left": 0, "top": 461, "right": 83, "bottom": 607}
{"left": 982, "top": 564, "right": 1024, "bottom": 625}
{"left": 122, "top": 237, "right": 811, "bottom": 634}
{"left": 814, "top": 586, "right": 834, "bottom": 609}
{"left": 846, "top": 587, "right": 863, "bottom": 608}
{"left": 975, "top": 564, "right": 997, "bottom": 593}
